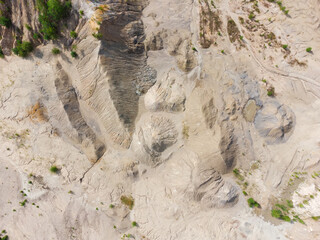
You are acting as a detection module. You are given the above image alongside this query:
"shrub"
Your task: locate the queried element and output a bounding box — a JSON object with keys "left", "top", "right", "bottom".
{"left": 92, "top": 32, "right": 102, "bottom": 40}
{"left": 0, "top": 16, "right": 11, "bottom": 28}
{"left": 12, "top": 41, "right": 33, "bottom": 57}
{"left": 247, "top": 198, "right": 260, "bottom": 208}
{"left": 25, "top": 24, "right": 32, "bottom": 31}
{"left": 51, "top": 47, "right": 60, "bottom": 54}
{"left": 267, "top": 86, "right": 275, "bottom": 96}
{"left": 79, "top": 10, "right": 84, "bottom": 16}
{"left": 70, "top": 51, "right": 78, "bottom": 58}
{"left": 33, "top": 33, "right": 40, "bottom": 40}
{"left": 0, "top": 48, "right": 4, "bottom": 58}
{"left": 70, "top": 31, "right": 77, "bottom": 38}
{"left": 49, "top": 165, "right": 59, "bottom": 173}
{"left": 282, "top": 44, "right": 288, "bottom": 50}
{"left": 306, "top": 47, "right": 312, "bottom": 53}
{"left": 286, "top": 200, "right": 294, "bottom": 208}
{"left": 132, "top": 221, "right": 137, "bottom": 227}
{"left": 109, "top": 204, "right": 114, "bottom": 208}
{"left": 37, "top": 0, "right": 72, "bottom": 40}
{"left": 120, "top": 195, "right": 134, "bottom": 210}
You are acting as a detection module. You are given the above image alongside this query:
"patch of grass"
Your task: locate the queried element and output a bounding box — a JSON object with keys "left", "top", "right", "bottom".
{"left": 0, "top": 47, "right": 4, "bottom": 58}
{"left": 120, "top": 195, "right": 134, "bottom": 210}
{"left": 286, "top": 200, "right": 294, "bottom": 208}
{"left": 132, "top": 221, "right": 137, "bottom": 227}
{"left": 49, "top": 165, "right": 59, "bottom": 173}
{"left": 306, "top": 47, "right": 312, "bottom": 53}
{"left": 51, "top": 47, "right": 60, "bottom": 55}
{"left": 267, "top": 86, "right": 275, "bottom": 97}
{"left": 312, "top": 216, "right": 320, "bottom": 221}
{"left": 92, "top": 32, "right": 102, "bottom": 40}
{"left": 33, "top": 33, "right": 40, "bottom": 40}
{"left": 25, "top": 24, "right": 32, "bottom": 31}
{"left": 0, "top": 16, "right": 11, "bottom": 28}
{"left": 192, "top": 47, "right": 198, "bottom": 52}
{"left": 243, "top": 191, "right": 248, "bottom": 196}
{"left": 182, "top": 124, "right": 189, "bottom": 139}
{"left": 70, "top": 51, "right": 78, "bottom": 58}
{"left": 19, "top": 199, "right": 27, "bottom": 206}
{"left": 282, "top": 44, "right": 288, "bottom": 50}
{"left": 247, "top": 198, "right": 260, "bottom": 208}
{"left": 109, "top": 204, "right": 114, "bottom": 208}
{"left": 221, "top": 50, "right": 225, "bottom": 54}
{"left": 70, "top": 31, "right": 77, "bottom": 38}
{"left": 233, "top": 168, "right": 244, "bottom": 181}
{"left": 12, "top": 41, "right": 33, "bottom": 57}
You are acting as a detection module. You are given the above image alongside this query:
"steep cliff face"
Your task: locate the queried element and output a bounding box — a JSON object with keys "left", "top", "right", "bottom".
{"left": 0, "top": 0, "right": 320, "bottom": 239}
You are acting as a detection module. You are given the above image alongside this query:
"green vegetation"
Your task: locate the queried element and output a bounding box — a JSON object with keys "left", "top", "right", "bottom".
{"left": 37, "top": 0, "right": 72, "bottom": 40}
{"left": 12, "top": 41, "right": 33, "bottom": 57}
{"left": 242, "top": 191, "right": 248, "bottom": 196}
{"left": 120, "top": 195, "right": 134, "bottom": 210}
{"left": 132, "top": 221, "right": 137, "bottom": 227}
{"left": 282, "top": 44, "right": 288, "bottom": 50}
{"left": 109, "top": 204, "right": 114, "bottom": 209}
{"left": 248, "top": 12, "right": 255, "bottom": 20}
{"left": 306, "top": 47, "right": 312, "bottom": 53}
{"left": 233, "top": 168, "right": 244, "bottom": 181}
{"left": 25, "top": 24, "right": 32, "bottom": 31}
{"left": 286, "top": 200, "right": 294, "bottom": 208}
{"left": 33, "top": 33, "right": 40, "bottom": 40}
{"left": 70, "top": 31, "right": 77, "bottom": 38}
{"left": 70, "top": 51, "right": 78, "bottom": 58}
{"left": 92, "top": 32, "right": 102, "bottom": 40}
{"left": 51, "top": 47, "right": 60, "bottom": 54}
{"left": 0, "top": 16, "right": 11, "bottom": 28}
{"left": 267, "top": 86, "right": 275, "bottom": 97}
{"left": 192, "top": 47, "right": 198, "bottom": 52}
{"left": 221, "top": 50, "right": 225, "bottom": 54}
{"left": 19, "top": 199, "right": 27, "bottom": 206}
{"left": 79, "top": 10, "right": 84, "bottom": 16}
{"left": 0, "top": 47, "right": 4, "bottom": 58}
{"left": 247, "top": 198, "right": 260, "bottom": 208}
{"left": 49, "top": 165, "right": 59, "bottom": 173}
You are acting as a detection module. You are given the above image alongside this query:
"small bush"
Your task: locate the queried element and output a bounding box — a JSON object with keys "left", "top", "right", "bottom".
{"left": 120, "top": 195, "right": 134, "bottom": 210}
{"left": 70, "top": 31, "right": 77, "bottom": 38}
{"left": 51, "top": 47, "right": 60, "bottom": 55}
{"left": 33, "top": 33, "right": 40, "bottom": 40}
{"left": 267, "top": 86, "right": 275, "bottom": 96}
{"left": 247, "top": 198, "right": 260, "bottom": 208}
{"left": 132, "top": 221, "right": 137, "bottom": 227}
{"left": 0, "top": 16, "right": 11, "bottom": 28}
{"left": 286, "top": 200, "right": 294, "bottom": 208}
{"left": 79, "top": 10, "right": 84, "bottom": 16}
{"left": 50, "top": 165, "right": 59, "bottom": 173}
{"left": 92, "top": 32, "right": 102, "bottom": 40}
{"left": 109, "top": 204, "right": 114, "bottom": 208}
{"left": 70, "top": 51, "right": 78, "bottom": 58}
{"left": 306, "top": 47, "right": 312, "bottom": 53}
{"left": 282, "top": 44, "right": 288, "bottom": 50}
{"left": 12, "top": 41, "right": 33, "bottom": 57}
{"left": 25, "top": 24, "right": 32, "bottom": 31}
{"left": 0, "top": 48, "right": 4, "bottom": 58}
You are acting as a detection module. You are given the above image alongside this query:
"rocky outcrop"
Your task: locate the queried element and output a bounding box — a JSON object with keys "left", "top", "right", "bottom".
{"left": 144, "top": 69, "right": 186, "bottom": 112}
{"left": 98, "top": 0, "right": 156, "bottom": 135}
{"left": 254, "top": 100, "right": 295, "bottom": 144}
{"left": 145, "top": 29, "right": 197, "bottom": 72}
{"left": 131, "top": 114, "right": 178, "bottom": 167}
{"left": 164, "top": 149, "right": 239, "bottom": 208}
{"left": 54, "top": 62, "right": 106, "bottom": 162}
